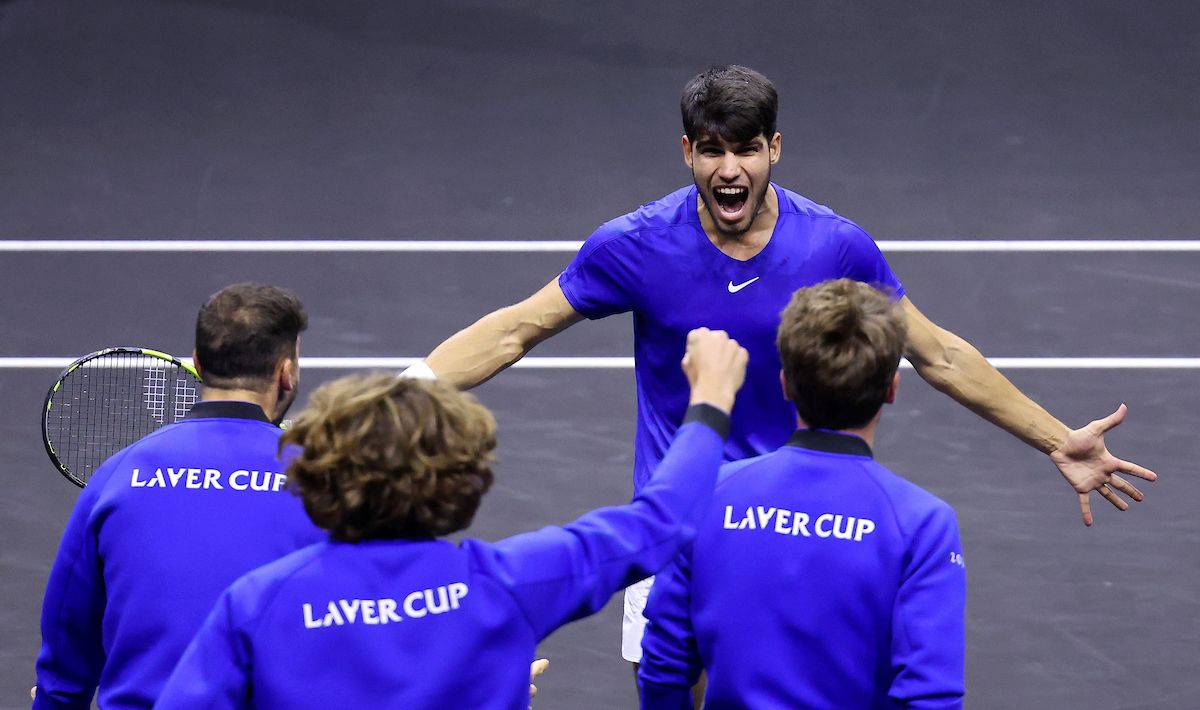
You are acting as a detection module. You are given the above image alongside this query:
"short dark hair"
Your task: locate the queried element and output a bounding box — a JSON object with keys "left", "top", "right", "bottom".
{"left": 681, "top": 65, "right": 778, "bottom": 143}
{"left": 776, "top": 279, "right": 906, "bottom": 430}
{"left": 281, "top": 374, "right": 496, "bottom": 542}
{"left": 194, "top": 283, "right": 307, "bottom": 391}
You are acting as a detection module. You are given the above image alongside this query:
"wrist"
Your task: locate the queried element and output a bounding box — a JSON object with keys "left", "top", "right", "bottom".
{"left": 688, "top": 387, "right": 734, "bottom": 415}
{"left": 400, "top": 360, "right": 438, "bottom": 380}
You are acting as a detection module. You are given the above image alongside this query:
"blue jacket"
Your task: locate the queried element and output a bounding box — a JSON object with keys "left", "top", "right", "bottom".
{"left": 639, "top": 429, "right": 966, "bottom": 709}
{"left": 35, "top": 401, "right": 324, "bottom": 709}
{"left": 155, "top": 406, "right": 730, "bottom": 709}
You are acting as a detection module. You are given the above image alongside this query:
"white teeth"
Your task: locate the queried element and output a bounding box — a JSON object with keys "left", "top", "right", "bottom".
{"left": 715, "top": 187, "right": 746, "bottom": 195}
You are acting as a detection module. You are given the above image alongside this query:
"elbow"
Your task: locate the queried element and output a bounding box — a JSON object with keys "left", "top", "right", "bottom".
{"left": 911, "top": 336, "right": 973, "bottom": 394}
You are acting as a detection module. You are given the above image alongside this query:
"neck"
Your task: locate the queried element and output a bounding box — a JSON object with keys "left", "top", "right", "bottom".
{"left": 798, "top": 415, "right": 879, "bottom": 448}
{"left": 697, "top": 184, "right": 779, "bottom": 260}
{"left": 201, "top": 387, "right": 276, "bottom": 420}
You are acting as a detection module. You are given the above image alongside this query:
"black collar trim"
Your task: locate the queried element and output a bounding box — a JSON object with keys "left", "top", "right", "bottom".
{"left": 785, "top": 429, "right": 873, "bottom": 458}
{"left": 185, "top": 400, "right": 271, "bottom": 423}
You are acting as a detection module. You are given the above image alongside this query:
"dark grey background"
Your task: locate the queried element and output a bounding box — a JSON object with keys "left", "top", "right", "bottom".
{"left": 2, "top": 1, "right": 1198, "bottom": 708}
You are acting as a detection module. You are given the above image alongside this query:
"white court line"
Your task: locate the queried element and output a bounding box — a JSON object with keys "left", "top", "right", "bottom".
{"left": 3, "top": 357, "right": 1198, "bottom": 370}
{"left": 2, "top": 239, "right": 1200, "bottom": 252}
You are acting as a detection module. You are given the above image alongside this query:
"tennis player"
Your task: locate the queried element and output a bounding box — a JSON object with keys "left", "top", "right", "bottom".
{"left": 405, "top": 65, "right": 1155, "bottom": 665}
{"left": 33, "top": 283, "right": 322, "bottom": 709}
{"left": 154, "top": 328, "right": 746, "bottom": 709}
{"left": 639, "top": 279, "right": 966, "bottom": 708}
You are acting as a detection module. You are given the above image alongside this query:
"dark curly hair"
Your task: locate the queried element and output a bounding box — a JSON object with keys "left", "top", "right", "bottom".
{"left": 681, "top": 65, "right": 778, "bottom": 143}
{"left": 280, "top": 373, "right": 496, "bottom": 542}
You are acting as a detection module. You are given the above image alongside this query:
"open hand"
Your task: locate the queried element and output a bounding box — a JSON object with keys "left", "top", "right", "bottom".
{"left": 1049, "top": 404, "right": 1157, "bottom": 526}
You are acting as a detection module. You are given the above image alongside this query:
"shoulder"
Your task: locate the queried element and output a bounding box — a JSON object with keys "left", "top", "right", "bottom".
{"left": 226, "top": 542, "right": 330, "bottom": 607}
{"left": 577, "top": 186, "right": 697, "bottom": 255}
{"left": 863, "top": 465, "right": 958, "bottom": 536}
{"left": 715, "top": 452, "right": 776, "bottom": 487}
{"left": 775, "top": 185, "right": 875, "bottom": 240}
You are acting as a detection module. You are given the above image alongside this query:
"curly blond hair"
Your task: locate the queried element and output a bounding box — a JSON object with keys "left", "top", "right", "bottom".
{"left": 280, "top": 373, "right": 496, "bottom": 541}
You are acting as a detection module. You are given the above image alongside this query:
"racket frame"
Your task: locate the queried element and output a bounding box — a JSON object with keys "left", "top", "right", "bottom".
{"left": 42, "top": 347, "right": 202, "bottom": 488}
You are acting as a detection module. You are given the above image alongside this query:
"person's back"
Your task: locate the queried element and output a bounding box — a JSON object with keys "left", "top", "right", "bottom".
{"left": 650, "top": 436, "right": 963, "bottom": 708}
{"left": 38, "top": 405, "right": 321, "bottom": 708}
{"left": 639, "top": 279, "right": 967, "bottom": 709}
{"left": 157, "top": 329, "right": 748, "bottom": 709}
{"left": 35, "top": 283, "right": 321, "bottom": 709}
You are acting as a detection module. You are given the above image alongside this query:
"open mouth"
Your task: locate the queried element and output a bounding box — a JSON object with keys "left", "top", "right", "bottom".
{"left": 713, "top": 186, "right": 749, "bottom": 217}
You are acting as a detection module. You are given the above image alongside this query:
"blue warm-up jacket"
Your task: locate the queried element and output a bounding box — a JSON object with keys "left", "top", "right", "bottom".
{"left": 638, "top": 428, "right": 966, "bottom": 709}
{"left": 154, "top": 404, "right": 731, "bottom": 709}
{"left": 35, "top": 401, "right": 323, "bottom": 709}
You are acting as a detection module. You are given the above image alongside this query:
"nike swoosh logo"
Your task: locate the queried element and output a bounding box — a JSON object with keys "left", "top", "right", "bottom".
{"left": 727, "top": 276, "right": 760, "bottom": 293}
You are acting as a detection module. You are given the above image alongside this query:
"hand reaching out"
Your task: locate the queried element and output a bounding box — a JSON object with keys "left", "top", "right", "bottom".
{"left": 1049, "top": 404, "right": 1157, "bottom": 526}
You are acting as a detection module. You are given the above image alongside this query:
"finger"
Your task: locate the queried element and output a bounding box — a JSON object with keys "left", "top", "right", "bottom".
{"left": 1098, "top": 484, "right": 1129, "bottom": 511}
{"left": 530, "top": 683, "right": 538, "bottom": 699}
{"left": 1090, "top": 403, "right": 1127, "bottom": 434}
{"left": 1078, "top": 492, "right": 1093, "bottom": 527}
{"left": 1106, "top": 474, "right": 1144, "bottom": 502}
{"left": 1115, "top": 458, "right": 1157, "bottom": 482}
{"left": 530, "top": 658, "right": 550, "bottom": 678}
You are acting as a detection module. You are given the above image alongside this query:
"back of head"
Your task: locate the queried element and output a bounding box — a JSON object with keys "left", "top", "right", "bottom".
{"left": 281, "top": 373, "right": 496, "bottom": 542}
{"left": 194, "top": 283, "right": 308, "bottom": 391}
{"left": 680, "top": 64, "right": 778, "bottom": 143}
{"left": 776, "top": 279, "right": 906, "bottom": 430}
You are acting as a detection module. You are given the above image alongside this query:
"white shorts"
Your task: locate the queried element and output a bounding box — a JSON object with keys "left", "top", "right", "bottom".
{"left": 621, "top": 576, "right": 655, "bottom": 663}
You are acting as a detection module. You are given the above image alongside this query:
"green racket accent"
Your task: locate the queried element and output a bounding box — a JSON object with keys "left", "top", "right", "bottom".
{"left": 42, "top": 347, "right": 204, "bottom": 488}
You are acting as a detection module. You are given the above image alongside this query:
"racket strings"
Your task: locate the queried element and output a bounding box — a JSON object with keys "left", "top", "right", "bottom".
{"left": 48, "top": 352, "right": 200, "bottom": 484}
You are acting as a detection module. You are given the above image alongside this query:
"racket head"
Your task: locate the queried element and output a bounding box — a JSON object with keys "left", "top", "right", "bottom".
{"left": 42, "top": 347, "right": 203, "bottom": 487}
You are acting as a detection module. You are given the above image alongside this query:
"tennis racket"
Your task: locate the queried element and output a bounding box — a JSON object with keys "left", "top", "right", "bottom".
{"left": 42, "top": 347, "right": 203, "bottom": 487}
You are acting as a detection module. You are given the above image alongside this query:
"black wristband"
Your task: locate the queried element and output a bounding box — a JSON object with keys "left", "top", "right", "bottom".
{"left": 682, "top": 403, "right": 731, "bottom": 439}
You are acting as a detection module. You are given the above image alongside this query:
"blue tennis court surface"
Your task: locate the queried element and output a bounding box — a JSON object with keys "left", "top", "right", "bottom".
{"left": 2, "top": 1, "right": 1199, "bottom": 708}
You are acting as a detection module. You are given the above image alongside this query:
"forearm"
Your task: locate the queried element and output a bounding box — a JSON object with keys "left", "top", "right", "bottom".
{"left": 909, "top": 328, "right": 1068, "bottom": 454}
{"left": 423, "top": 278, "right": 583, "bottom": 389}
{"left": 425, "top": 307, "right": 537, "bottom": 389}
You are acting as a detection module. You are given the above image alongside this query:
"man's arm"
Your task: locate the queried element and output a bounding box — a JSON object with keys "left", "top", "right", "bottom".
{"left": 421, "top": 278, "right": 584, "bottom": 389}
{"left": 637, "top": 549, "right": 702, "bottom": 709}
{"left": 890, "top": 504, "right": 967, "bottom": 709}
{"left": 34, "top": 483, "right": 107, "bottom": 709}
{"left": 900, "top": 297, "right": 1157, "bottom": 526}
{"left": 472, "top": 329, "right": 747, "bottom": 640}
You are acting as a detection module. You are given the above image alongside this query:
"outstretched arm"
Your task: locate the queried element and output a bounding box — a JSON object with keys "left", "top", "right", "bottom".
{"left": 421, "top": 278, "right": 584, "bottom": 389}
{"left": 475, "top": 329, "right": 747, "bottom": 640}
{"left": 901, "top": 297, "right": 1157, "bottom": 526}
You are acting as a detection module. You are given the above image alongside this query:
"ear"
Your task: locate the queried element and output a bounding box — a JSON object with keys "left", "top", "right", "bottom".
{"left": 277, "top": 356, "right": 298, "bottom": 393}
{"left": 779, "top": 369, "right": 791, "bottom": 401}
{"left": 884, "top": 371, "right": 899, "bottom": 404}
{"left": 191, "top": 349, "right": 205, "bottom": 381}
{"left": 681, "top": 135, "right": 694, "bottom": 169}
{"left": 768, "top": 132, "right": 781, "bottom": 164}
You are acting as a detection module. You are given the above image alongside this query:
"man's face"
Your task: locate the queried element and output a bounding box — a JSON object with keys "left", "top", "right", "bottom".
{"left": 683, "top": 131, "right": 782, "bottom": 237}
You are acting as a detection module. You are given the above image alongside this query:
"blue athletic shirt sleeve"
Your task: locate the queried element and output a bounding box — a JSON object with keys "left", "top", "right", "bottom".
{"left": 891, "top": 502, "right": 966, "bottom": 708}
{"left": 835, "top": 221, "right": 906, "bottom": 299}
{"left": 155, "top": 588, "right": 253, "bottom": 710}
{"left": 557, "top": 224, "right": 641, "bottom": 319}
{"left": 469, "top": 407, "right": 728, "bottom": 641}
{"left": 34, "top": 455, "right": 126, "bottom": 709}
{"left": 637, "top": 543, "right": 701, "bottom": 709}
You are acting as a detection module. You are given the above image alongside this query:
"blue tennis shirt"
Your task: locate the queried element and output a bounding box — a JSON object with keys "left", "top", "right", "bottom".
{"left": 155, "top": 408, "right": 730, "bottom": 710}
{"left": 558, "top": 184, "right": 904, "bottom": 491}
{"left": 35, "top": 401, "right": 323, "bottom": 710}
{"left": 638, "top": 429, "right": 966, "bottom": 709}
